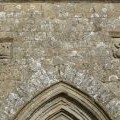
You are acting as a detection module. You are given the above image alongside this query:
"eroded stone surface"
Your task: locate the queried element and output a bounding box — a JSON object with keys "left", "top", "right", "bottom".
{"left": 0, "top": 1, "right": 120, "bottom": 120}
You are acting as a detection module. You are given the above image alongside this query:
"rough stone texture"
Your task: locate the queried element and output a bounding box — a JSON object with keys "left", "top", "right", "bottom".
{"left": 0, "top": 1, "right": 120, "bottom": 120}
{"left": 13, "top": 82, "right": 112, "bottom": 120}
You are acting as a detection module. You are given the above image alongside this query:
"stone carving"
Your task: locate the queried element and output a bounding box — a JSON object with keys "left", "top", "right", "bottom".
{"left": 113, "top": 43, "right": 120, "bottom": 58}
{"left": 0, "top": 37, "right": 13, "bottom": 59}
{"left": 109, "top": 31, "right": 120, "bottom": 38}
{"left": 109, "top": 31, "right": 120, "bottom": 58}
{"left": 14, "top": 82, "right": 111, "bottom": 120}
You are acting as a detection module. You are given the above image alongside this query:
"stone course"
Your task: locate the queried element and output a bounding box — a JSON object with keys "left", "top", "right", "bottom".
{"left": 0, "top": 1, "right": 120, "bottom": 120}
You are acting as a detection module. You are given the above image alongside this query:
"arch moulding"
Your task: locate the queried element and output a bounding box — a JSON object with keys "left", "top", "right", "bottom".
{"left": 14, "top": 81, "right": 111, "bottom": 120}
{"left": 0, "top": 65, "right": 120, "bottom": 120}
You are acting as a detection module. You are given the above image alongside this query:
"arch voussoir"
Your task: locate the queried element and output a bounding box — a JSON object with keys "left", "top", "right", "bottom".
{"left": 0, "top": 69, "right": 120, "bottom": 120}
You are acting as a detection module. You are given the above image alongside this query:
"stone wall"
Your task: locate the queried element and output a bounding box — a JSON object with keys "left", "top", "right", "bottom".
{"left": 0, "top": 1, "right": 120, "bottom": 120}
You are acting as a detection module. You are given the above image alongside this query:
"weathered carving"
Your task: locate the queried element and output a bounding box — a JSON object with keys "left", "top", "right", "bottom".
{"left": 109, "top": 31, "right": 120, "bottom": 38}
{"left": 14, "top": 82, "right": 111, "bottom": 120}
{"left": 113, "top": 42, "right": 120, "bottom": 58}
{"left": 0, "top": 37, "right": 13, "bottom": 59}
{"left": 109, "top": 31, "right": 120, "bottom": 58}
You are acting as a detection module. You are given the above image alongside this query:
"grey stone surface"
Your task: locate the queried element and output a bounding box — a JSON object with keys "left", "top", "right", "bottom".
{"left": 0, "top": 1, "right": 120, "bottom": 120}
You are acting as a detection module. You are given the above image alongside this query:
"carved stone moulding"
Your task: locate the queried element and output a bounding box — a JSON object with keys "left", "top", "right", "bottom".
{"left": 14, "top": 82, "right": 111, "bottom": 120}
{"left": 109, "top": 31, "right": 120, "bottom": 38}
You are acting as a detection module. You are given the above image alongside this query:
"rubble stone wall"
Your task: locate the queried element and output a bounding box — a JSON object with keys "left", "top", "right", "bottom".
{"left": 0, "top": 1, "right": 120, "bottom": 120}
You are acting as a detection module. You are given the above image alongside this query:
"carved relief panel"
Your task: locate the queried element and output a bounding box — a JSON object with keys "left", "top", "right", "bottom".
{"left": 0, "top": 37, "right": 13, "bottom": 59}
{"left": 109, "top": 31, "right": 120, "bottom": 58}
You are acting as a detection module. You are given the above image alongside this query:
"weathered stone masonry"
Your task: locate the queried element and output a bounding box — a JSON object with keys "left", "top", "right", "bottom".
{"left": 0, "top": 1, "right": 120, "bottom": 120}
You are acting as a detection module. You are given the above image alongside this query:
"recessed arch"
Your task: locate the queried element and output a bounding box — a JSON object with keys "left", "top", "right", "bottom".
{"left": 47, "top": 111, "right": 74, "bottom": 120}
{"left": 14, "top": 81, "right": 111, "bottom": 120}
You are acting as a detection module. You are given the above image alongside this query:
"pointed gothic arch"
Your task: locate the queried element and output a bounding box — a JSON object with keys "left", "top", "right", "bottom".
{"left": 14, "top": 81, "right": 111, "bottom": 120}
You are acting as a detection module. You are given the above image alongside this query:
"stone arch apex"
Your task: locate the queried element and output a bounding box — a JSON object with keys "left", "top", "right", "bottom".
{"left": 1, "top": 73, "right": 120, "bottom": 120}
{"left": 14, "top": 81, "right": 111, "bottom": 120}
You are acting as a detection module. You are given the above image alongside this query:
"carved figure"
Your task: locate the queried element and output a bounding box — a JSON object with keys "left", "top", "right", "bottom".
{"left": 113, "top": 43, "right": 120, "bottom": 58}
